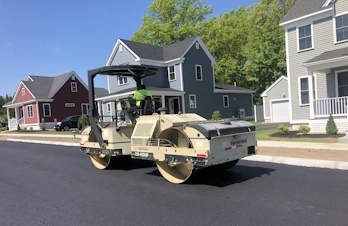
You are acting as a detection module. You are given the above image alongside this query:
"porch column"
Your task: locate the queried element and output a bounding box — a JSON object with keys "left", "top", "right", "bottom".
{"left": 308, "top": 73, "right": 315, "bottom": 119}
{"left": 15, "top": 107, "right": 18, "bottom": 120}
{"left": 161, "top": 95, "right": 165, "bottom": 108}
{"left": 6, "top": 107, "right": 10, "bottom": 124}
{"left": 181, "top": 94, "right": 186, "bottom": 113}
{"left": 97, "top": 101, "right": 102, "bottom": 116}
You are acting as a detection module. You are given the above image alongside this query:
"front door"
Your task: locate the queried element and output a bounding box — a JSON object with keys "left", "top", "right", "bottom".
{"left": 168, "top": 97, "right": 180, "bottom": 114}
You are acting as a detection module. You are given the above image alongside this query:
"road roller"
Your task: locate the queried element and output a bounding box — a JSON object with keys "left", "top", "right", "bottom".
{"left": 79, "top": 65, "right": 257, "bottom": 184}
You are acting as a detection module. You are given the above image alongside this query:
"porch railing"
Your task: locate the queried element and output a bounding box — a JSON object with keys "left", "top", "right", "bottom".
{"left": 8, "top": 117, "right": 24, "bottom": 131}
{"left": 314, "top": 97, "right": 348, "bottom": 116}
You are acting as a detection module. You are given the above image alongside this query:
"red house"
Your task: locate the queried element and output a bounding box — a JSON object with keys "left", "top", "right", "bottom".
{"left": 3, "top": 71, "right": 108, "bottom": 131}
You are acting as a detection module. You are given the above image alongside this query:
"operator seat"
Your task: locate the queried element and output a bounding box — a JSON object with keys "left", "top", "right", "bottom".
{"left": 133, "top": 96, "right": 155, "bottom": 116}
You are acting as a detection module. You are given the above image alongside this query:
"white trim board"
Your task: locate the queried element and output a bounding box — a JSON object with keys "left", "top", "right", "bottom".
{"left": 261, "top": 75, "right": 288, "bottom": 97}
{"left": 214, "top": 89, "right": 254, "bottom": 94}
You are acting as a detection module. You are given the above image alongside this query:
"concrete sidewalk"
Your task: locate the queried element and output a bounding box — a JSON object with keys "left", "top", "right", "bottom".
{"left": 257, "top": 140, "right": 347, "bottom": 151}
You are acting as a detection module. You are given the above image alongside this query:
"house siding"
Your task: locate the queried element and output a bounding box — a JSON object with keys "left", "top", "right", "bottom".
{"left": 335, "top": 0, "right": 348, "bottom": 15}
{"left": 211, "top": 93, "right": 253, "bottom": 119}
{"left": 167, "top": 63, "right": 182, "bottom": 91}
{"left": 142, "top": 65, "right": 170, "bottom": 88}
{"left": 47, "top": 76, "right": 89, "bottom": 122}
{"left": 23, "top": 103, "right": 38, "bottom": 124}
{"left": 108, "top": 44, "right": 140, "bottom": 93}
{"left": 287, "top": 14, "right": 348, "bottom": 121}
{"left": 182, "top": 43, "right": 215, "bottom": 119}
{"left": 14, "top": 84, "right": 34, "bottom": 103}
{"left": 263, "top": 79, "right": 289, "bottom": 118}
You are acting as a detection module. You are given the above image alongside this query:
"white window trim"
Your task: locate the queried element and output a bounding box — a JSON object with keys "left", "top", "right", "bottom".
{"left": 71, "top": 82, "right": 77, "bottom": 92}
{"left": 167, "top": 65, "right": 176, "bottom": 81}
{"left": 335, "top": 69, "right": 348, "bottom": 97}
{"left": 21, "top": 88, "right": 25, "bottom": 96}
{"left": 333, "top": 12, "right": 348, "bottom": 44}
{"left": 298, "top": 76, "right": 310, "bottom": 106}
{"left": 81, "top": 103, "right": 89, "bottom": 115}
{"left": 223, "top": 95, "right": 229, "bottom": 108}
{"left": 118, "top": 76, "right": 128, "bottom": 85}
{"left": 189, "top": 94, "right": 197, "bottom": 108}
{"left": 107, "top": 103, "right": 111, "bottom": 113}
{"left": 43, "top": 103, "right": 51, "bottom": 117}
{"left": 195, "top": 64, "right": 203, "bottom": 81}
{"left": 297, "top": 23, "right": 314, "bottom": 52}
{"left": 27, "top": 104, "right": 33, "bottom": 118}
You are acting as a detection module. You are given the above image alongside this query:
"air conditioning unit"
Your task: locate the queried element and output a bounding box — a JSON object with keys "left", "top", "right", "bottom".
{"left": 238, "top": 108, "right": 245, "bottom": 119}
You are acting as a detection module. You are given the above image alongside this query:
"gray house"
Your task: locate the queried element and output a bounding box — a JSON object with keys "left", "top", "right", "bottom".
{"left": 95, "top": 36, "right": 255, "bottom": 121}
{"left": 261, "top": 75, "right": 289, "bottom": 123}
{"left": 279, "top": 0, "right": 348, "bottom": 132}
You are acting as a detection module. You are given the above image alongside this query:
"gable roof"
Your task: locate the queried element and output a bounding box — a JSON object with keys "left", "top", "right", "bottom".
{"left": 279, "top": 0, "right": 334, "bottom": 26}
{"left": 10, "top": 71, "right": 104, "bottom": 104}
{"left": 106, "top": 36, "right": 216, "bottom": 66}
{"left": 94, "top": 87, "right": 109, "bottom": 98}
{"left": 261, "top": 75, "right": 288, "bottom": 97}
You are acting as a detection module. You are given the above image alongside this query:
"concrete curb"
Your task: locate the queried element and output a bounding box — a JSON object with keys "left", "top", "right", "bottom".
{"left": 0, "top": 133, "right": 82, "bottom": 138}
{"left": 6, "top": 138, "right": 79, "bottom": 147}
{"left": 244, "top": 155, "right": 348, "bottom": 170}
{"left": 256, "top": 141, "right": 348, "bottom": 151}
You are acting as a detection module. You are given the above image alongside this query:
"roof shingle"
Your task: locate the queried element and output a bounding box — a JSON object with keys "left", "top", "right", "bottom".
{"left": 304, "top": 46, "right": 348, "bottom": 64}
{"left": 280, "top": 0, "right": 333, "bottom": 25}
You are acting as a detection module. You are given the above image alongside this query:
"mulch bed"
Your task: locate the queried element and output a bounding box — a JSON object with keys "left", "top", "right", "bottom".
{"left": 269, "top": 131, "right": 346, "bottom": 139}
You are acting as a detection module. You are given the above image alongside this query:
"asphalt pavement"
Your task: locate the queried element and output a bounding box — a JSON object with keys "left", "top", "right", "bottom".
{"left": 1, "top": 141, "right": 347, "bottom": 226}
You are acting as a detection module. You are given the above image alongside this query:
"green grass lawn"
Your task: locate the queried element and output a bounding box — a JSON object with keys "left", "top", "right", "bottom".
{"left": 250, "top": 121, "right": 264, "bottom": 126}
{"left": 256, "top": 129, "right": 340, "bottom": 143}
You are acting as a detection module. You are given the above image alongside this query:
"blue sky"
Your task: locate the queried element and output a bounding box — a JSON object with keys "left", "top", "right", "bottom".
{"left": 0, "top": 0, "right": 258, "bottom": 97}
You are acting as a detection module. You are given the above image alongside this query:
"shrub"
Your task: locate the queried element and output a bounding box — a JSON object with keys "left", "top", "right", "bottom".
{"left": 299, "top": 125, "right": 310, "bottom": 134}
{"left": 278, "top": 124, "right": 289, "bottom": 135}
{"left": 17, "top": 124, "right": 20, "bottom": 131}
{"left": 211, "top": 111, "right": 221, "bottom": 120}
{"left": 5, "top": 125, "right": 8, "bottom": 131}
{"left": 41, "top": 125, "right": 46, "bottom": 131}
{"left": 326, "top": 114, "right": 338, "bottom": 135}
{"left": 78, "top": 114, "right": 90, "bottom": 129}
{"left": 30, "top": 127, "right": 33, "bottom": 131}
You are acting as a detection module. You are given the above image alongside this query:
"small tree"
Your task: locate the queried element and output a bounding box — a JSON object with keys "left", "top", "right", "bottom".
{"left": 211, "top": 111, "right": 221, "bottom": 120}
{"left": 326, "top": 114, "right": 338, "bottom": 135}
{"left": 78, "top": 114, "right": 89, "bottom": 129}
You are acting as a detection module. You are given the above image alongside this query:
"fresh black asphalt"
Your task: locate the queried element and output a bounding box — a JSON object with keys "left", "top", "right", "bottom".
{"left": 0, "top": 141, "right": 347, "bottom": 226}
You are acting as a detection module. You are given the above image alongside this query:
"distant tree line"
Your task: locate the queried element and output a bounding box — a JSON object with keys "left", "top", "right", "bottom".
{"left": 131, "top": 0, "right": 297, "bottom": 105}
{"left": 0, "top": 94, "right": 14, "bottom": 122}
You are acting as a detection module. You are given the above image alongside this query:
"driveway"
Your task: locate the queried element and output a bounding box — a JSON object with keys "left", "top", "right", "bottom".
{"left": 256, "top": 122, "right": 291, "bottom": 131}
{"left": 1, "top": 141, "right": 347, "bottom": 226}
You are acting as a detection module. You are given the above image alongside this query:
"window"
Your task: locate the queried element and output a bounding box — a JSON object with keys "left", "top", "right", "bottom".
{"left": 196, "top": 65, "right": 202, "bottom": 80}
{"left": 336, "top": 14, "right": 348, "bottom": 42}
{"left": 299, "top": 77, "right": 309, "bottom": 105}
{"left": 107, "top": 103, "right": 111, "bottom": 112}
{"left": 119, "top": 45, "right": 123, "bottom": 52}
{"left": 298, "top": 24, "right": 312, "bottom": 51}
{"left": 43, "top": 104, "right": 51, "bottom": 117}
{"left": 21, "top": 88, "right": 25, "bottom": 96}
{"left": 337, "top": 71, "right": 348, "bottom": 97}
{"left": 223, "top": 95, "right": 229, "bottom": 107}
{"left": 195, "top": 42, "right": 199, "bottom": 49}
{"left": 189, "top": 94, "right": 196, "bottom": 108}
{"left": 168, "top": 65, "right": 176, "bottom": 81}
{"left": 27, "top": 105, "right": 33, "bottom": 118}
{"left": 71, "top": 82, "right": 77, "bottom": 92}
{"left": 118, "top": 76, "right": 128, "bottom": 85}
{"left": 82, "top": 104, "right": 89, "bottom": 115}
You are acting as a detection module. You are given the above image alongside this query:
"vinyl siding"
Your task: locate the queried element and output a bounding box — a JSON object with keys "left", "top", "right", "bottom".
{"left": 142, "top": 65, "right": 170, "bottom": 88}
{"left": 263, "top": 79, "right": 288, "bottom": 118}
{"left": 211, "top": 93, "right": 253, "bottom": 119}
{"left": 335, "top": 0, "right": 348, "bottom": 15}
{"left": 182, "top": 43, "right": 215, "bottom": 118}
{"left": 108, "top": 44, "right": 139, "bottom": 93}
{"left": 287, "top": 14, "right": 348, "bottom": 121}
{"left": 101, "top": 101, "right": 115, "bottom": 122}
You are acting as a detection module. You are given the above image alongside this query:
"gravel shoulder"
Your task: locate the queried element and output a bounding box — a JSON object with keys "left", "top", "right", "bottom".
{"left": 1, "top": 135, "right": 347, "bottom": 162}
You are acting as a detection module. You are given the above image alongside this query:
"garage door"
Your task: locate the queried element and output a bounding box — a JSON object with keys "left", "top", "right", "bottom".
{"left": 271, "top": 99, "right": 290, "bottom": 123}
